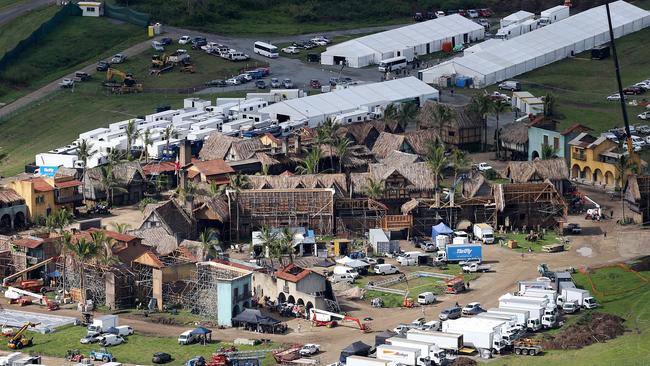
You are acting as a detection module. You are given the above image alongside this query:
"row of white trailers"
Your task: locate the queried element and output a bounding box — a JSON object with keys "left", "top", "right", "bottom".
{"left": 419, "top": 1, "right": 650, "bottom": 87}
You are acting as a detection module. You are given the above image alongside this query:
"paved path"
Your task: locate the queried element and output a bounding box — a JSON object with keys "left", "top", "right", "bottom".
{"left": 0, "top": 0, "right": 54, "bottom": 26}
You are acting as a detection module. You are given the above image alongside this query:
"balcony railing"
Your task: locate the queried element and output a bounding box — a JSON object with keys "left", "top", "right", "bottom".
{"left": 55, "top": 193, "right": 84, "bottom": 204}
{"left": 572, "top": 153, "right": 587, "bottom": 161}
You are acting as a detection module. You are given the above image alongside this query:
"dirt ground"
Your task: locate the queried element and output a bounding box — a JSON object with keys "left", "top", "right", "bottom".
{"left": 6, "top": 185, "right": 650, "bottom": 365}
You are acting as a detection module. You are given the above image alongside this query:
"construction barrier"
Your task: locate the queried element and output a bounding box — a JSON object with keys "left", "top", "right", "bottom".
{"left": 104, "top": 3, "right": 150, "bottom": 27}
{"left": 0, "top": 3, "right": 81, "bottom": 72}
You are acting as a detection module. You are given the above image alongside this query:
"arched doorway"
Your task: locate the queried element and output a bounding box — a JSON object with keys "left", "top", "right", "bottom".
{"left": 296, "top": 298, "right": 304, "bottom": 306}
{"left": 243, "top": 301, "right": 250, "bottom": 309}
{"left": 278, "top": 293, "right": 286, "bottom": 303}
{"left": 583, "top": 167, "right": 592, "bottom": 182}
{"left": 572, "top": 164, "right": 581, "bottom": 179}
{"left": 605, "top": 171, "right": 615, "bottom": 186}
{"left": 594, "top": 169, "right": 603, "bottom": 184}
{"left": 531, "top": 151, "right": 540, "bottom": 159}
{"left": 287, "top": 295, "right": 295, "bottom": 304}
{"left": 14, "top": 212, "right": 25, "bottom": 229}
{"left": 232, "top": 305, "right": 241, "bottom": 316}
{"left": 305, "top": 301, "right": 314, "bottom": 318}
{"left": 0, "top": 214, "right": 11, "bottom": 230}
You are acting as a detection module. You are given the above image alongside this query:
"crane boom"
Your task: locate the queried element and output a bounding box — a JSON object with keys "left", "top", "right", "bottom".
{"left": 9, "top": 322, "right": 38, "bottom": 343}
{"left": 2, "top": 257, "right": 56, "bottom": 287}
{"left": 308, "top": 308, "right": 367, "bottom": 331}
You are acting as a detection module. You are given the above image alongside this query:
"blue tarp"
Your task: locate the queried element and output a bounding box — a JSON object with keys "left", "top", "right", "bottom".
{"left": 431, "top": 223, "right": 453, "bottom": 238}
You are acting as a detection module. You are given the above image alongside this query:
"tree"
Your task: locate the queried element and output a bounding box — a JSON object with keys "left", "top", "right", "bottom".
{"left": 450, "top": 148, "right": 470, "bottom": 183}
{"left": 397, "top": 103, "right": 419, "bottom": 129}
{"left": 91, "top": 231, "right": 118, "bottom": 266}
{"left": 279, "top": 227, "right": 295, "bottom": 264}
{"left": 257, "top": 226, "right": 278, "bottom": 268}
{"left": 314, "top": 119, "right": 335, "bottom": 171}
{"left": 491, "top": 99, "right": 508, "bottom": 158}
{"left": 296, "top": 147, "right": 322, "bottom": 175}
{"left": 217, "top": 172, "right": 252, "bottom": 196}
{"left": 140, "top": 128, "right": 153, "bottom": 163}
{"left": 163, "top": 125, "right": 178, "bottom": 155}
{"left": 469, "top": 94, "right": 492, "bottom": 151}
{"left": 543, "top": 93, "right": 556, "bottom": 117}
{"left": 107, "top": 149, "right": 124, "bottom": 166}
{"left": 334, "top": 137, "right": 353, "bottom": 173}
{"left": 366, "top": 177, "right": 385, "bottom": 200}
{"left": 45, "top": 207, "right": 73, "bottom": 233}
{"left": 77, "top": 139, "right": 95, "bottom": 194}
{"left": 541, "top": 144, "right": 558, "bottom": 160}
{"left": 177, "top": 182, "right": 197, "bottom": 202}
{"left": 100, "top": 166, "right": 127, "bottom": 206}
{"left": 125, "top": 120, "right": 140, "bottom": 161}
{"left": 198, "top": 228, "right": 221, "bottom": 260}
{"left": 417, "top": 102, "right": 453, "bottom": 131}
{"left": 111, "top": 223, "right": 131, "bottom": 234}
{"left": 66, "top": 237, "right": 100, "bottom": 305}
{"left": 616, "top": 154, "right": 637, "bottom": 223}
{"left": 59, "top": 231, "right": 74, "bottom": 298}
{"left": 425, "top": 139, "right": 449, "bottom": 207}
{"left": 383, "top": 103, "right": 399, "bottom": 120}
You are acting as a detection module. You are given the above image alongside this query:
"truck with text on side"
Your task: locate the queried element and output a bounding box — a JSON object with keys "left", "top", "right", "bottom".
{"left": 498, "top": 294, "right": 557, "bottom": 329}
{"left": 473, "top": 223, "right": 494, "bottom": 244}
{"left": 386, "top": 337, "right": 448, "bottom": 365}
{"left": 406, "top": 330, "right": 463, "bottom": 354}
{"left": 441, "top": 317, "right": 507, "bottom": 358}
{"left": 376, "top": 344, "right": 429, "bottom": 366}
{"left": 557, "top": 288, "right": 598, "bottom": 309}
{"left": 441, "top": 243, "right": 482, "bottom": 263}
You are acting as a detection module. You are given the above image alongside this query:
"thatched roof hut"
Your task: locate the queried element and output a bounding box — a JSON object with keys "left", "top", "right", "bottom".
{"left": 502, "top": 159, "right": 569, "bottom": 183}
{"left": 199, "top": 133, "right": 265, "bottom": 161}
{"left": 247, "top": 173, "right": 348, "bottom": 195}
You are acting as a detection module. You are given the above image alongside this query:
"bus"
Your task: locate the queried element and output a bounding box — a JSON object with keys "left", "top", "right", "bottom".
{"left": 378, "top": 56, "right": 407, "bottom": 72}
{"left": 254, "top": 41, "right": 279, "bottom": 58}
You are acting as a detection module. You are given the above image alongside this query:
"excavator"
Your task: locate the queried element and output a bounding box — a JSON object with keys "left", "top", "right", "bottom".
{"left": 150, "top": 54, "right": 174, "bottom": 76}
{"left": 308, "top": 308, "right": 368, "bottom": 332}
{"left": 104, "top": 68, "right": 143, "bottom": 94}
{"left": 7, "top": 322, "right": 39, "bottom": 349}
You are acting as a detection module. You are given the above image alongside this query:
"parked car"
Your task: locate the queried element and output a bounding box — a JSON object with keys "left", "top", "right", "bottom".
{"left": 439, "top": 306, "right": 462, "bottom": 320}
{"left": 226, "top": 77, "right": 241, "bottom": 86}
{"left": 110, "top": 53, "right": 127, "bottom": 64}
{"left": 477, "top": 18, "right": 490, "bottom": 28}
{"left": 192, "top": 36, "right": 207, "bottom": 48}
{"left": 607, "top": 93, "right": 624, "bottom": 101}
{"left": 634, "top": 82, "right": 650, "bottom": 91}
{"left": 201, "top": 41, "right": 219, "bottom": 51}
{"left": 478, "top": 8, "right": 492, "bottom": 17}
{"left": 59, "top": 78, "right": 74, "bottom": 88}
{"left": 97, "top": 334, "right": 125, "bottom": 347}
{"left": 238, "top": 73, "right": 253, "bottom": 82}
{"left": 96, "top": 60, "right": 110, "bottom": 71}
{"left": 160, "top": 37, "right": 173, "bottom": 45}
{"left": 310, "top": 79, "right": 321, "bottom": 88}
{"left": 567, "top": 223, "right": 582, "bottom": 234}
{"left": 299, "top": 344, "right": 321, "bottom": 356}
{"left": 205, "top": 79, "right": 226, "bottom": 87}
{"left": 435, "top": 10, "right": 445, "bottom": 17}
{"left": 363, "top": 258, "right": 378, "bottom": 265}
{"left": 623, "top": 86, "right": 644, "bottom": 95}
{"left": 80, "top": 334, "right": 101, "bottom": 344}
{"left": 467, "top": 9, "right": 479, "bottom": 18}
{"left": 270, "top": 78, "right": 281, "bottom": 88}
{"left": 498, "top": 80, "right": 521, "bottom": 91}
{"left": 462, "top": 302, "right": 485, "bottom": 315}
{"left": 638, "top": 111, "right": 650, "bottom": 120}
{"left": 152, "top": 40, "right": 164, "bottom": 52}
{"left": 152, "top": 352, "right": 172, "bottom": 364}
{"left": 178, "top": 36, "right": 192, "bottom": 44}
{"left": 282, "top": 78, "right": 294, "bottom": 88}
{"left": 282, "top": 46, "right": 300, "bottom": 54}
{"left": 255, "top": 80, "right": 267, "bottom": 89}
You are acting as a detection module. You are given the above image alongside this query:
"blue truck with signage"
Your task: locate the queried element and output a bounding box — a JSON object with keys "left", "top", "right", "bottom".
{"left": 445, "top": 244, "right": 482, "bottom": 262}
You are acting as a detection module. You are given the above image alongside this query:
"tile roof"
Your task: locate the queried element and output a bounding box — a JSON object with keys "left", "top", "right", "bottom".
{"left": 0, "top": 189, "right": 25, "bottom": 204}
{"left": 143, "top": 162, "right": 178, "bottom": 175}
{"left": 560, "top": 123, "right": 592, "bottom": 136}
{"left": 12, "top": 237, "right": 43, "bottom": 249}
{"left": 191, "top": 158, "right": 235, "bottom": 176}
{"left": 54, "top": 179, "right": 81, "bottom": 189}
{"left": 275, "top": 263, "right": 313, "bottom": 283}
{"left": 87, "top": 228, "right": 139, "bottom": 243}
{"left": 31, "top": 178, "right": 54, "bottom": 192}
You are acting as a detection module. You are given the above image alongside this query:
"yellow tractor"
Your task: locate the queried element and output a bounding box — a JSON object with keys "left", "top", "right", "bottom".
{"left": 104, "top": 68, "right": 143, "bottom": 94}
{"left": 7, "top": 322, "right": 39, "bottom": 349}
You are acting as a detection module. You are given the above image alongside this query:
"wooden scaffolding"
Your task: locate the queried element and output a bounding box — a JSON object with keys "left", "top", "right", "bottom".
{"left": 494, "top": 182, "right": 567, "bottom": 229}
{"left": 335, "top": 198, "right": 387, "bottom": 236}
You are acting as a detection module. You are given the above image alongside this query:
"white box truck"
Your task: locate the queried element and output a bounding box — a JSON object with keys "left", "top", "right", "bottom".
{"left": 473, "top": 223, "right": 494, "bottom": 244}
{"left": 406, "top": 330, "right": 463, "bottom": 352}
{"left": 487, "top": 308, "right": 540, "bottom": 331}
{"left": 386, "top": 337, "right": 447, "bottom": 365}
{"left": 87, "top": 315, "right": 118, "bottom": 336}
{"left": 442, "top": 318, "right": 506, "bottom": 356}
{"left": 557, "top": 288, "right": 598, "bottom": 309}
{"left": 499, "top": 294, "right": 556, "bottom": 328}
{"left": 518, "top": 287, "right": 558, "bottom": 305}
{"left": 539, "top": 5, "right": 569, "bottom": 26}
{"left": 0, "top": 352, "right": 23, "bottom": 366}
{"left": 345, "top": 356, "right": 391, "bottom": 366}
{"left": 376, "top": 344, "right": 423, "bottom": 366}
{"left": 473, "top": 313, "right": 521, "bottom": 345}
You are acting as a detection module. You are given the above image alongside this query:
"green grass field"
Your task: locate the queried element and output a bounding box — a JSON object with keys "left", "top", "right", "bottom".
{"left": 0, "top": 16, "right": 146, "bottom": 104}
{"left": 498, "top": 232, "right": 562, "bottom": 253}
{"left": 0, "top": 5, "right": 58, "bottom": 57}
{"left": 0, "top": 324, "right": 277, "bottom": 366}
{"left": 0, "top": 83, "right": 251, "bottom": 176}
{"left": 125, "top": 49, "right": 268, "bottom": 90}
{"left": 492, "top": 264, "right": 650, "bottom": 365}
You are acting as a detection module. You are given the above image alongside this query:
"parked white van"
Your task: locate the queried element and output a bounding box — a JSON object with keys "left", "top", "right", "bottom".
{"left": 330, "top": 273, "right": 355, "bottom": 284}
{"left": 333, "top": 266, "right": 359, "bottom": 278}
{"left": 417, "top": 292, "right": 436, "bottom": 305}
{"left": 374, "top": 264, "right": 399, "bottom": 275}
{"left": 97, "top": 334, "right": 125, "bottom": 347}
{"left": 178, "top": 330, "right": 199, "bottom": 345}
{"left": 114, "top": 326, "right": 134, "bottom": 336}
{"left": 397, "top": 251, "right": 424, "bottom": 266}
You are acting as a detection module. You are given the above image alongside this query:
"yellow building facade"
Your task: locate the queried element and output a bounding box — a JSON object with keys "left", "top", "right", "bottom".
{"left": 9, "top": 177, "right": 81, "bottom": 221}
{"left": 569, "top": 133, "right": 628, "bottom": 189}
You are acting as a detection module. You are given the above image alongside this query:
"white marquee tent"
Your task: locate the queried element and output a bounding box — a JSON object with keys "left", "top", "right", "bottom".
{"left": 257, "top": 77, "right": 439, "bottom": 127}
{"left": 321, "top": 15, "right": 485, "bottom": 68}
{"left": 419, "top": 1, "right": 650, "bottom": 87}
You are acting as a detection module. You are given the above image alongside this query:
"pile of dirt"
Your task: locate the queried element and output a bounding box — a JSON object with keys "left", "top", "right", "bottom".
{"left": 338, "top": 286, "right": 366, "bottom": 299}
{"left": 150, "top": 316, "right": 180, "bottom": 326}
{"left": 541, "top": 312, "right": 625, "bottom": 350}
{"left": 450, "top": 357, "right": 477, "bottom": 366}
{"left": 630, "top": 256, "right": 650, "bottom": 272}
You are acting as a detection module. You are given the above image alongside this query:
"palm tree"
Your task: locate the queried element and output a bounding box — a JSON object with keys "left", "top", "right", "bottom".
{"left": 296, "top": 147, "right": 322, "bottom": 175}
{"left": 469, "top": 94, "right": 492, "bottom": 151}
{"left": 616, "top": 154, "right": 637, "bottom": 222}
{"left": 366, "top": 177, "right": 385, "bottom": 200}
{"left": 125, "top": 120, "right": 139, "bottom": 161}
{"left": 279, "top": 227, "right": 295, "bottom": 264}
{"left": 425, "top": 139, "right": 449, "bottom": 207}
{"left": 383, "top": 103, "right": 399, "bottom": 120}
{"left": 198, "top": 228, "right": 220, "bottom": 260}
{"left": 77, "top": 140, "right": 95, "bottom": 195}
{"left": 451, "top": 148, "right": 470, "bottom": 183}
{"left": 335, "top": 137, "right": 353, "bottom": 173}
{"left": 59, "top": 231, "right": 73, "bottom": 298}
{"left": 257, "top": 226, "right": 278, "bottom": 268}
{"left": 163, "top": 125, "right": 177, "bottom": 155}
{"left": 66, "top": 237, "right": 100, "bottom": 305}
{"left": 491, "top": 99, "right": 508, "bottom": 158}
{"left": 100, "top": 166, "right": 127, "bottom": 206}
{"left": 178, "top": 182, "right": 197, "bottom": 202}
{"left": 543, "top": 92, "right": 556, "bottom": 117}
{"left": 217, "top": 172, "right": 252, "bottom": 196}
{"left": 398, "top": 103, "right": 419, "bottom": 129}
{"left": 107, "top": 149, "right": 123, "bottom": 166}
{"left": 45, "top": 207, "right": 73, "bottom": 234}
{"left": 111, "top": 223, "right": 131, "bottom": 234}
{"left": 140, "top": 128, "right": 153, "bottom": 163}
{"left": 91, "top": 231, "right": 118, "bottom": 267}
{"left": 314, "top": 119, "right": 335, "bottom": 171}
{"left": 541, "top": 144, "right": 558, "bottom": 160}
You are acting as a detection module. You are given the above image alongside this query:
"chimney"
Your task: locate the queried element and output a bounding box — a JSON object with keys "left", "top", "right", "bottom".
{"left": 282, "top": 138, "right": 288, "bottom": 155}
{"left": 179, "top": 139, "right": 192, "bottom": 166}
{"left": 294, "top": 135, "right": 301, "bottom": 153}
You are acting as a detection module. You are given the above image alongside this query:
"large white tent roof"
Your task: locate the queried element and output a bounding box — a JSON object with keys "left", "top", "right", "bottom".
{"left": 260, "top": 77, "right": 438, "bottom": 120}
{"left": 423, "top": 1, "right": 650, "bottom": 84}
{"left": 323, "top": 14, "right": 483, "bottom": 56}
